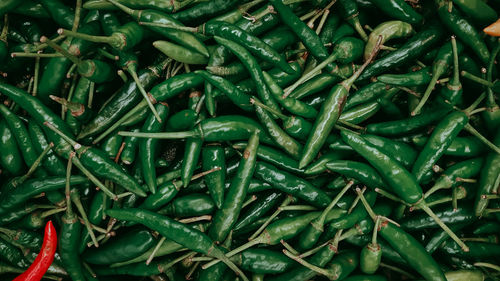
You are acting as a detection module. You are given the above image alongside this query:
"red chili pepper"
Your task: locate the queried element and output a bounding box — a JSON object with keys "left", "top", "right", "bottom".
{"left": 13, "top": 221, "right": 57, "bottom": 281}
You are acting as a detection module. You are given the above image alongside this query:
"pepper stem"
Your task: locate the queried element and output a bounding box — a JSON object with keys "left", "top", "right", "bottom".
{"left": 43, "top": 122, "right": 80, "bottom": 149}
{"left": 177, "top": 215, "right": 212, "bottom": 224}
{"left": 283, "top": 51, "right": 340, "bottom": 98}
{"left": 65, "top": 153, "right": 75, "bottom": 217}
{"left": 13, "top": 143, "right": 53, "bottom": 187}
{"left": 249, "top": 196, "right": 293, "bottom": 240}
{"left": 374, "top": 188, "right": 411, "bottom": 206}
{"left": 282, "top": 249, "right": 338, "bottom": 279}
{"left": 71, "top": 189, "right": 99, "bottom": 247}
{"left": 0, "top": 15, "right": 8, "bottom": 40}
{"left": 58, "top": 28, "right": 115, "bottom": 45}
{"left": 202, "top": 237, "right": 262, "bottom": 269}
{"left": 315, "top": 181, "right": 353, "bottom": 225}
{"left": 343, "top": 35, "right": 383, "bottom": 90}
{"left": 280, "top": 239, "right": 299, "bottom": 255}
{"left": 355, "top": 187, "right": 377, "bottom": 220}
{"left": 40, "top": 36, "right": 80, "bottom": 65}
{"left": 118, "top": 130, "right": 199, "bottom": 139}
{"left": 452, "top": 186, "right": 458, "bottom": 211}
{"left": 71, "top": 156, "right": 118, "bottom": 200}
{"left": 460, "top": 71, "right": 493, "bottom": 87}
{"left": 106, "top": 0, "right": 138, "bottom": 17}
{"left": 10, "top": 52, "right": 63, "bottom": 58}
{"left": 371, "top": 216, "right": 380, "bottom": 246}
{"left": 146, "top": 237, "right": 166, "bottom": 265}
{"left": 129, "top": 69, "right": 162, "bottom": 123}
{"left": 299, "top": 238, "right": 334, "bottom": 258}
{"left": 411, "top": 74, "right": 439, "bottom": 116}
{"left": 463, "top": 92, "right": 486, "bottom": 115}
{"left": 91, "top": 99, "right": 148, "bottom": 143}
{"left": 464, "top": 123, "right": 500, "bottom": 155}
{"left": 72, "top": 0, "right": 82, "bottom": 32}
{"left": 212, "top": 251, "right": 249, "bottom": 281}
{"left": 117, "top": 70, "right": 128, "bottom": 82}
{"left": 242, "top": 195, "right": 258, "bottom": 208}
{"left": 417, "top": 202, "right": 469, "bottom": 252}
{"left": 49, "top": 95, "right": 83, "bottom": 113}
{"left": 250, "top": 97, "right": 288, "bottom": 120}
{"left": 474, "top": 262, "right": 500, "bottom": 272}
{"left": 450, "top": 36, "right": 460, "bottom": 83}
{"left": 97, "top": 48, "right": 119, "bottom": 61}
{"left": 138, "top": 22, "right": 199, "bottom": 33}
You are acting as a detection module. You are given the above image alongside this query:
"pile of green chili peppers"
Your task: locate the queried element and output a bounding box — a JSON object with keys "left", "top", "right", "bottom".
{"left": 0, "top": 0, "right": 499, "bottom": 280}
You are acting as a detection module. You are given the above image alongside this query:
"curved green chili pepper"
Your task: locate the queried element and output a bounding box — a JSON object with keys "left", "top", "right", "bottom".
{"left": 209, "top": 130, "right": 259, "bottom": 242}
{"left": 364, "top": 20, "right": 413, "bottom": 60}
{"left": 474, "top": 130, "right": 500, "bottom": 217}
{"left": 435, "top": 0, "right": 490, "bottom": 64}
{"left": 83, "top": 229, "right": 156, "bottom": 264}
{"left": 202, "top": 144, "right": 226, "bottom": 209}
{"left": 141, "top": 103, "right": 169, "bottom": 194}
{"left": 358, "top": 22, "right": 443, "bottom": 81}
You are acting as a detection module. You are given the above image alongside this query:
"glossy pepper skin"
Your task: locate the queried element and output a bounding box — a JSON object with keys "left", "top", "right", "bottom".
{"left": 368, "top": 0, "right": 422, "bottom": 24}
{"left": 83, "top": 229, "right": 156, "bottom": 264}
{"left": 358, "top": 22, "right": 443, "bottom": 80}
{"left": 378, "top": 220, "right": 446, "bottom": 281}
{"left": 254, "top": 162, "right": 332, "bottom": 208}
{"left": 202, "top": 144, "right": 227, "bottom": 209}
{"left": 435, "top": 0, "right": 490, "bottom": 64}
{"left": 411, "top": 111, "right": 469, "bottom": 184}
{"left": 209, "top": 130, "right": 259, "bottom": 242}
{"left": 474, "top": 130, "right": 500, "bottom": 216}
{"left": 77, "top": 58, "right": 169, "bottom": 140}
{"left": 141, "top": 103, "right": 169, "bottom": 194}
{"left": 0, "top": 119, "right": 24, "bottom": 176}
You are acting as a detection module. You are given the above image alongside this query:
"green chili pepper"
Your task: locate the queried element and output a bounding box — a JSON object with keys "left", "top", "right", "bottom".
{"left": 38, "top": 0, "right": 74, "bottom": 29}
{"left": 37, "top": 21, "right": 101, "bottom": 105}
{"left": 425, "top": 157, "right": 483, "bottom": 198}
{"left": 84, "top": 229, "right": 156, "bottom": 264}
{"left": 436, "top": 0, "right": 490, "bottom": 64}
{"left": 474, "top": 130, "right": 500, "bottom": 216}
{"left": 209, "top": 130, "right": 259, "bottom": 242}
{"left": 202, "top": 144, "right": 226, "bottom": 209}
{"left": 342, "top": 130, "right": 469, "bottom": 250}
{"left": 83, "top": 0, "right": 201, "bottom": 12}
{"left": 232, "top": 142, "right": 303, "bottom": 174}
{"left": 365, "top": 107, "right": 450, "bottom": 136}
{"left": 172, "top": 0, "right": 239, "bottom": 25}
{"left": 108, "top": 0, "right": 210, "bottom": 56}
{"left": 412, "top": 39, "right": 464, "bottom": 115}
{"left": 0, "top": 176, "right": 87, "bottom": 215}
{"left": 106, "top": 208, "right": 250, "bottom": 280}
{"left": 231, "top": 248, "right": 294, "bottom": 274}
{"left": 141, "top": 103, "right": 169, "bottom": 194}
{"left": 0, "top": 119, "right": 24, "bottom": 176}
{"left": 158, "top": 193, "right": 215, "bottom": 217}
{"left": 254, "top": 161, "right": 332, "bottom": 208}
{"left": 377, "top": 66, "right": 432, "bottom": 87}
{"left": 358, "top": 22, "right": 443, "bottom": 81}
{"left": 401, "top": 205, "right": 475, "bottom": 230}
{"left": 90, "top": 72, "right": 203, "bottom": 144}
{"left": 299, "top": 44, "right": 377, "bottom": 168}
{"left": 338, "top": 0, "right": 368, "bottom": 41}
{"left": 364, "top": 21, "right": 413, "bottom": 60}
{"left": 326, "top": 160, "right": 387, "bottom": 189}
{"left": 368, "top": 0, "right": 422, "bottom": 24}
{"left": 154, "top": 41, "right": 208, "bottom": 64}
